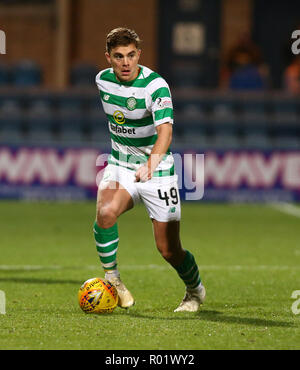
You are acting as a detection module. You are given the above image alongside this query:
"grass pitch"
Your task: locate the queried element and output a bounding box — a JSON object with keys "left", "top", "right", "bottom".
{"left": 0, "top": 201, "right": 299, "bottom": 350}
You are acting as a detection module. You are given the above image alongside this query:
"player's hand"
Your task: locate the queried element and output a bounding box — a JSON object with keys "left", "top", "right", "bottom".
{"left": 135, "top": 164, "right": 153, "bottom": 182}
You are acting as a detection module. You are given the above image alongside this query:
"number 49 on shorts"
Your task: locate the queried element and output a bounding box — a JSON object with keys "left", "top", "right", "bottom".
{"left": 157, "top": 187, "right": 179, "bottom": 206}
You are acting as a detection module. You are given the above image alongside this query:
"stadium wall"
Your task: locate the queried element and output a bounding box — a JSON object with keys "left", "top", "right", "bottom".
{"left": 0, "top": 0, "right": 252, "bottom": 88}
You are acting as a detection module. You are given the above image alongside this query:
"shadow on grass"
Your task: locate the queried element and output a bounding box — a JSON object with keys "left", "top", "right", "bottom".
{"left": 0, "top": 276, "right": 296, "bottom": 329}
{"left": 128, "top": 309, "right": 295, "bottom": 328}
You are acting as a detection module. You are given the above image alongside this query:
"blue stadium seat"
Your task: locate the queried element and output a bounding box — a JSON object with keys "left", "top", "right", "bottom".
{"left": 211, "top": 97, "right": 237, "bottom": 117}
{"left": 86, "top": 96, "right": 103, "bottom": 111}
{"left": 272, "top": 136, "right": 300, "bottom": 149}
{"left": 180, "top": 103, "right": 207, "bottom": 119}
{"left": 0, "top": 62, "right": 10, "bottom": 86}
{"left": 57, "top": 94, "right": 83, "bottom": 110}
{"left": 11, "top": 60, "right": 42, "bottom": 87}
{"left": 211, "top": 133, "right": 242, "bottom": 149}
{"left": 0, "top": 100, "right": 24, "bottom": 142}
{"left": 271, "top": 96, "right": 298, "bottom": 115}
{"left": 87, "top": 108, "right": 109, "bottom": 143}
{"left": 56, "top": 105, "right": 85, "bottom": 143}
{"left": 171, "top": 63, "right": 202, "bottom": 88}
{"left": 175, "top": 112, "right": 208, "bottom": 143}
{"left": 184, "top": 128, "right": 208, "bottom": 146}
{"left": 270, "top": 113, "right": 299, "bottom": 137}
{"left": 210, "top": 115, "right": 239, "bottom": 136}
{"left": 70, "top": 63, "right": 99, "bottom": 87}
{"left": 210, "top": 116, "right": 241, "bottom": 149}
{"left": 240, "top": 113, "right": 270, "bottom": 137}
{"left": 242, "top": 132, "right": 272, "bottom": 149}
{"left": 240, "top": 99, "right": 266, "bottom": 116}
{"left": 26, "top": 101, "right": 55, "bottom": 142}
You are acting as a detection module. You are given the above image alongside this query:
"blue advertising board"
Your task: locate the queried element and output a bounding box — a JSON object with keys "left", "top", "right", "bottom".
{"left": 0, "top": 145, "right": 300, "bottom": 202}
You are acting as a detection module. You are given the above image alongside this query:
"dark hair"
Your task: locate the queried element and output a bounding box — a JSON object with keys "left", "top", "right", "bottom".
{"left": 106, "top": 27, "right": 141, "bottom": 53}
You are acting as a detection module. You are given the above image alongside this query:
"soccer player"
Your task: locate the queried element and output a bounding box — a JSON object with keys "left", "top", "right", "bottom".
{"left": 93, "top": 27, "right": 205, "bottom": 312}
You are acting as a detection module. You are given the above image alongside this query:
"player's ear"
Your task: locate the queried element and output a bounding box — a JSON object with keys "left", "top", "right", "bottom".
{"left": 105, "top": 52, "right": 111, "bottom": 65}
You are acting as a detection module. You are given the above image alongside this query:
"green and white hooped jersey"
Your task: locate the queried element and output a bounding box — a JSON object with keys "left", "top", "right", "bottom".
{"left": 95, "top": 65, "right": 175, "bottom": 177}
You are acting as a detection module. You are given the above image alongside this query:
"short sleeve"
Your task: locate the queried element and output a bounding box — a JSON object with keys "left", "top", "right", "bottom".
{"left": 148, "top": 79, "right": 174, "bottom": 127}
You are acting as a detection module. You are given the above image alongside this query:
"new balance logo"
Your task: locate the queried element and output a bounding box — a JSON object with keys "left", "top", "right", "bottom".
{"left": 0, "top": 30, "right": 6, "bottom": 54}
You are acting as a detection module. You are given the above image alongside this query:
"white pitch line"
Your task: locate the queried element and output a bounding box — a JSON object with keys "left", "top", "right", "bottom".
{"left": 0, "top": 264, "right": 299, "bottom": 272}
{"left": 270, "top": 202, "right": 300, "bottom": 218}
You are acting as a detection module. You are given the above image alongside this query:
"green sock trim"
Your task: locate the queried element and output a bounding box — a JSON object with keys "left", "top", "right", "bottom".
{"left": 93, "top": 221, "right": 118, "bottom": 270}
{"left": 174, "top": 250, "right": 201, "bottom": 289}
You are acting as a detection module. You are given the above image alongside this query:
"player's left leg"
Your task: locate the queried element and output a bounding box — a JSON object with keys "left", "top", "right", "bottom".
{"left": 152, "top": 219, "right": 206, "bottom": 312}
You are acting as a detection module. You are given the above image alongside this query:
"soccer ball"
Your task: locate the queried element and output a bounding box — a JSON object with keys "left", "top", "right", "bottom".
{"left": 78, "top": 277, "right": 118, "bottom": 314}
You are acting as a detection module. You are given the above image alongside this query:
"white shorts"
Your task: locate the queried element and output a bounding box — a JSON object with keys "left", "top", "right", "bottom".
{"left": 99, "top": 164, "right": 181, "bottom": 222}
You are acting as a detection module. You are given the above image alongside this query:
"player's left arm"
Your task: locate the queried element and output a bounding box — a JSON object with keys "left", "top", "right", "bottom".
{"left": 135, "top": 123, "right": 172, "bottom": 182}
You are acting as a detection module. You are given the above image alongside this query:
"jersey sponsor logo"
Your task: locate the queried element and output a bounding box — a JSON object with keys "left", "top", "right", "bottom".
{"left": 113, "top": 110, "right": 125, "bottom": 124}
{"left": 126, "top": 97, "right": 137, "bottom": 111}
{"left": 110, "top": 122, "right": 136, "bottom": 135}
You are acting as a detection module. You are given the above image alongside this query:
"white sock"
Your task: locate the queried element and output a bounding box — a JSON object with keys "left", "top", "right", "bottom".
{"left": 188, "top": 282, "right": 203, "bottom": 293}
{"left": 105, "top": 269, "right": 120, "bottom": 279}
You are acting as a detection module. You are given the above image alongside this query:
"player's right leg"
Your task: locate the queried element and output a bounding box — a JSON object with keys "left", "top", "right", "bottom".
{"left": 94, "top": 177, "right": 135, "bottom": 308}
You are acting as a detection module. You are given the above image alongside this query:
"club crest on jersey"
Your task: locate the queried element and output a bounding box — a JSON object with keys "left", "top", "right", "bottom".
{"left": 126, "top": 97, "right": 137, "bottom": 111}
{"left": 113, "top": 110, "right": 125, "bottom": 124}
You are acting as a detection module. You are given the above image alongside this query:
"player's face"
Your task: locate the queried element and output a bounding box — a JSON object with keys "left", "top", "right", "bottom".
{"left": 105, "top": 44, "right": 141, "bottom": 82}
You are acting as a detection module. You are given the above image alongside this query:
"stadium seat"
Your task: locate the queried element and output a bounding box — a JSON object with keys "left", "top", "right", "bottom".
{"left": 240, "top": 113, "right": 270, "bottom": 137}
{"left": 86, "top": 96, "right": 103, "bottom": 111}
{"left": 184, "top": 128, "right": 208, "bottom": 146}
{"left": 56, "top": 105, "right": 85, "bottom": 143}
{"left": 210, "top": 120, "right": 241, "bottom": 149}
{"left": 210, "top": 115, "right": 239, "bottom": 135}
{"left": 0, "top": 62, "right": 10, "bottom": 86}
{"left": 211, "top": 133, "right": 242, "bottom": 149}
{"left": 242, "top": 132, "right": 272, "bottom": 149}
{"left": 70, "top": 63, "right": 99, "bottom": 87}
{"left": 171, "top": 62, "right": 202, "bottom": 88}
{"left": 26, "top": 101, "right": 55, "bottom": 143}
{"left": 57, "top": 94, "right": 84, "bottom": 110}
{"left": 180, "top": 103, "right": 207, "bottom": 119}
{"left": 272, "top": 135, "right": 300, "bottom": 149}
{"left": 0, "top": 100, "right": 24, "bottom": 142}
{"left": 240, "top": 96, "right": 266, "bottom": 115}
{"left": 176, "top": 112, "right": 208, "bottom": 142}
{"left": 211, "top": 96, "right": 237, "bottom": 117}
{"left": 87, "top": 108, "right": 109, "bottom": 143}
{"left": 271, "top": 96, "right": 298, "bottom": 115}
{"left": 11, "top": 60, "right": 42, "bottom": 87}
